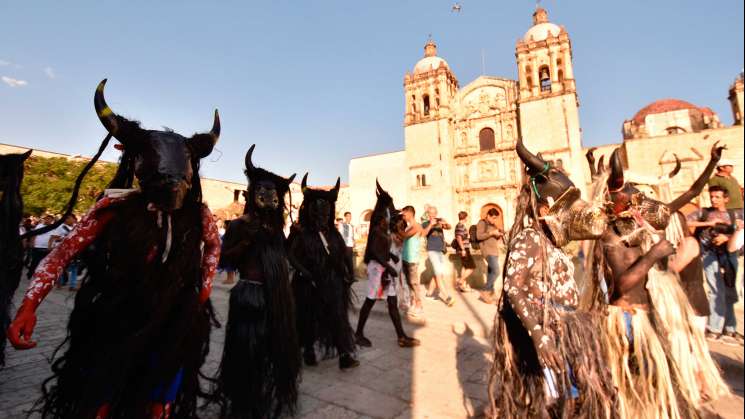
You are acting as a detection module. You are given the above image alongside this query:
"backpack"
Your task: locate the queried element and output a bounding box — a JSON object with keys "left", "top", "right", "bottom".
{"left": 468, "top": 224, "right": 480, "bottom": 250}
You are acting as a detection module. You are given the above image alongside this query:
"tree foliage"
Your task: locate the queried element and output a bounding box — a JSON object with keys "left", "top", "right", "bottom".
{"left": 21, "top": 156, "right": 118, "bottom": 216}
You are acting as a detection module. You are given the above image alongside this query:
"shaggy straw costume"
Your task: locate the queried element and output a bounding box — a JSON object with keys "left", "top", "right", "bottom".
{"left": 0, "top": 150, "right": 31, "bottom": 368}
{"left": 6, "top": 80, "right": 222, "bottom": 419}
{"left": 583, "top": 155, "right": 729, "bottom": 418}
{"left": 487, "top": 139, "right": 616, "bottom": 419}
{"left": 288, "top": 174, "right": 358, "bottom": 368}
{"left": 214, "top": 145, "right": 300, "bottom": 419}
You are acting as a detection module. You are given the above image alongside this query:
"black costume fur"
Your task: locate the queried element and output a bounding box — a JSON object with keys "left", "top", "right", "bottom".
{"left": 288, "top": 175, "right": 355, "bottom": 360}
{"left": 215, "top": 145, "right": 300, "bottom": 419}
{"left": 0, "top": 150, "right": 31, "bottom": 368}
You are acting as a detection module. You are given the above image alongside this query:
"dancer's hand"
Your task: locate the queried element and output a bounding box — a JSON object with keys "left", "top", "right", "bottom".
{"left": 650, "top": 239, "right": 675, "bottom": 259}
{"left": 7, "top": 302, "right": 37, "bottom": 349}
{"left": 533, "top": 333, "right": 562, "bottom": 372}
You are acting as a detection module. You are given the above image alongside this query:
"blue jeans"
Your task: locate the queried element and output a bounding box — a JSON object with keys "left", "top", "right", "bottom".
{"left": 484, "top": 255, "right": 500, "bottom": 291}
{"left": 67, "top": 262, "right": 79, "bottom": 289}
{"left": 703, "top": 250, "right": 737, "bottom": 334}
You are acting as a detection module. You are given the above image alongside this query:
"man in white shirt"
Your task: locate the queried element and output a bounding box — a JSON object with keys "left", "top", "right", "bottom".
{"left": 340, "top": 212, "right": 355, "bottom": 279}
{"left": 27, "top": 214, "right": 57, "bottom": 279}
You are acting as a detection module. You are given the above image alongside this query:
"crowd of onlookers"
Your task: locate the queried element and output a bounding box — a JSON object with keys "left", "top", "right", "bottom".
{"left": 19, "top": 213, "right": 80, "bottom": 290}
{"left": 19, "top": 159, "right": 744, "bottom": 346}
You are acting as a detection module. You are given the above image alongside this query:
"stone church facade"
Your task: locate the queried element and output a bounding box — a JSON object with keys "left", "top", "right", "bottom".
{"left": 348, "top": 7, "right": 744, "bottom": 235}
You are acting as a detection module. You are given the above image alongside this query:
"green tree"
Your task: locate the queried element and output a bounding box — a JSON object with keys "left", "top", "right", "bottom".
{"left": 21, "top": 156, "right": 118, "bottom": 216}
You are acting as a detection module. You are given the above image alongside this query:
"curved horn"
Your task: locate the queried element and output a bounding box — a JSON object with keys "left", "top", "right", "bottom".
{"left": 515, "top": 138, "right": 546, "bottom": 173}
{"left": 244, "top": 144, "right": 257, "bottom": 174}
{"left": 94, "top": 79, "right": 119, "bottom": 135}
{"left": 668, "top": 154, "right": 681, "bottom": 178}
{"left": 376, "top": 178, "right": 383, "bottom": 195}
{"left": 597, "top": 155, "right": 606, "bottom": 175}
{"left": 210, "top": 109, "right": 221, "bottom": 140}
{"left": 608, "top": 148, "right": 625, "bottom": 190}
{"left": 332, "top": 177, "right": 341, "bottom": 197}
{"left": 287, "top": 173, "right": 296, "bottom": 184}
{"left": 301, "top": 173, "right": 309, "bottom": 192}
{"left": 586, "top": 147, "right": 597, "bottom": 177}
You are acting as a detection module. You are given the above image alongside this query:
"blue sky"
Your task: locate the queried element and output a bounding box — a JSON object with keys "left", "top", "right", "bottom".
{"left": 1, "top": 1, "right": 743, "bottom": 185}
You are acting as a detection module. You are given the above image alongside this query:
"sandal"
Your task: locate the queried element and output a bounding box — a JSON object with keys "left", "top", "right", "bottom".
{"left": 444, "top": 296, "right": 455, "bottom": 307}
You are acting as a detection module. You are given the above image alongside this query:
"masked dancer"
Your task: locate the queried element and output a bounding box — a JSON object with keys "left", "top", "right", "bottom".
{"left": 7, "top": 80, "right": 221, "bottom": 419}
{"left": 287, "top": 174, "right": 359, "bottom": 369}
{"left": 214, "top": 145, "right": 300, "bottom": 419}
{"left": 487, "top": 139, "right": 615, "bottom": 418}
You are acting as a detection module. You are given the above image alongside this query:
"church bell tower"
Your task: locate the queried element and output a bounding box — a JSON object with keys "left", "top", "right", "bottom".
{"left": 515, "top": 7, "right": 587, "bottom": 193}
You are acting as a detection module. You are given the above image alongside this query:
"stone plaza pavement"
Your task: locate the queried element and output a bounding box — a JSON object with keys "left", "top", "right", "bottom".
{"left": 1, "top": 271, "right": 743, "bottom": 418}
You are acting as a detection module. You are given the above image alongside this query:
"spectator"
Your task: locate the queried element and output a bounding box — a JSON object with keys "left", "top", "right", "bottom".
{"left": 339, "top": 212, "right": 355, "bottom": 278}
{"left": 51, "top": 214, "right": 79, "bottom": 290}
{"left": 219, "top": 219, "right": 237, "bottom": 285}
{"left": 27, "top": 214, "right": 57, "bottom": 279}
{"left": 708, "top": 158, "right": 743, "bottom": 216}
{"left": 453, "top": 211, "right": 475, "bottom": 293}
{"left": 400, "top": 206, "right": 424, "bottom": 317}
{"left": 688, "top": 185, "right": 743, "bottom": 344}
{"left": 476, "top": 208, "right": 504, "bottom": 304}
{"left": 421, "top": 206, "right": 454, "bottom": 307}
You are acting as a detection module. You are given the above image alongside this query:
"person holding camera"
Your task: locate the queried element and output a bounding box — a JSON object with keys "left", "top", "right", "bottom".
{"left": 421, "top": 206, "right": 455, "bottom": 307}
{"left": 688, "top": 185, "right": 744, "bottom": 344}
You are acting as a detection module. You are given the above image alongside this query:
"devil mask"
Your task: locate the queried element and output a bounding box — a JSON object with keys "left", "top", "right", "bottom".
{"left": 243, "top": 144, "right": 296, "bottom": 216}
{"left": 606, "top": 148, "right": 671, "bottom": 231}
{"left": 516, "top": 138, "right": 606, "bottom": 247}
{"left": 94, "top": 79, "right": 219, "bottom": 211}
{"left": 299, "top": 173, "right": 340, "bottom": 232}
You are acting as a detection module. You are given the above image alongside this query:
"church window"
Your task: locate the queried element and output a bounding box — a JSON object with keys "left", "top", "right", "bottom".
{"left": 421, "top": 174, "right": 427, "bottom": 186}
{"left": 479, "top": 128, "right": 496, "bottom": 151}
{"left": 233, "top": 189, "right": 241, "bottom": 202}
{"left": 423, "top": 95, "right": 431, "bottom": 116}
{"left": 539, "top": 65, "right": 551, "bottom": 92}
{"left": 558, "top": 69, "right": 564, "bottom": 83}
{"left": 665, "top": 126, "right": 686, "bottom": 135}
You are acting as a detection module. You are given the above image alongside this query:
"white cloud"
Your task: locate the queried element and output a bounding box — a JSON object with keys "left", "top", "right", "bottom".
{"left": 2, "top": 76, "right": 28, "bottom": 87}
{"left": 44, "top": 66, "right": 56, "bottom": 79}
{"left": 0, "top": 60, "right": 10, "bottom": 66}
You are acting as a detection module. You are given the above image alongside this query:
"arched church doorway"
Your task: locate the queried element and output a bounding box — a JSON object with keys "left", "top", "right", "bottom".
{"left": 479, "top": 203, "right": 504, "bottom": 231}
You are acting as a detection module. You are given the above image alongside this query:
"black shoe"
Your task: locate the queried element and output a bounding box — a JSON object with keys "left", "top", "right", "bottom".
{"left": 303, "top": 348, "right": 318, "bottom": 366}
{"left": 339, "top": 353, "right": 360, "bottom": 370}
{"left": 398, "top": 336, "right": 420, "bottom": 348}
{"left": 355, "top": 333, "right": 372, "bottom": 348}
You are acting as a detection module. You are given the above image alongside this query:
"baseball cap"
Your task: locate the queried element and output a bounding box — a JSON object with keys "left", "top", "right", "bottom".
{"left": 717, "top": 159, "right": 734, "bottom": 167}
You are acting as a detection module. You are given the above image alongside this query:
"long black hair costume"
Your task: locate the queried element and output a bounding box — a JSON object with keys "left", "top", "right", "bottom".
{"left": 287, "top": 174, "right": 359, "bottom": 369}
{"left": 487, "top": 139, "right": 616, "bottom": 419}
{"left": 6, "top": 80, "right": 222, "bottom": 419}
{"left": 214, "top": 145, "right": 300, "bottom": 419}
{"left": 0, "top": 149, "right": 32, "bottom": 368}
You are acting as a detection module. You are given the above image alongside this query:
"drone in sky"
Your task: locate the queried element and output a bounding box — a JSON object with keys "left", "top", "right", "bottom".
{"left": 451, "top": 2, "right": 462, "bottom": 13}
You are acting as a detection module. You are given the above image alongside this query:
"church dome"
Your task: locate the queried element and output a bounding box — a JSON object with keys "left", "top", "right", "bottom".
{"left": 632, "top": 99, "right": 704, "bottom": 124}
{"left": 524, "top": 22, "right": 562, "bottom": 42}
{"left": 523, "top": 7, "right": 562, "bottom": 42}
{"left": 414, "top": 56, "right": 449, "bottom": 74}
{"left": 413, "top": 38, "right": 450, "bottom": 74}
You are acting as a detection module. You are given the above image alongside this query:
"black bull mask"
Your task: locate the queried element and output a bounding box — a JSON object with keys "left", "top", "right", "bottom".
{"left": 243, "top": 144, "right": 296, "bottom": 214}
{"left": 94, "top": 79, "right": 220, "bottom": 211}
{"left": 299, "top": 173, "right": 340, "bottom": 232}
{"left": 516, "top": 138, "right": 606, "bottom": 247}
